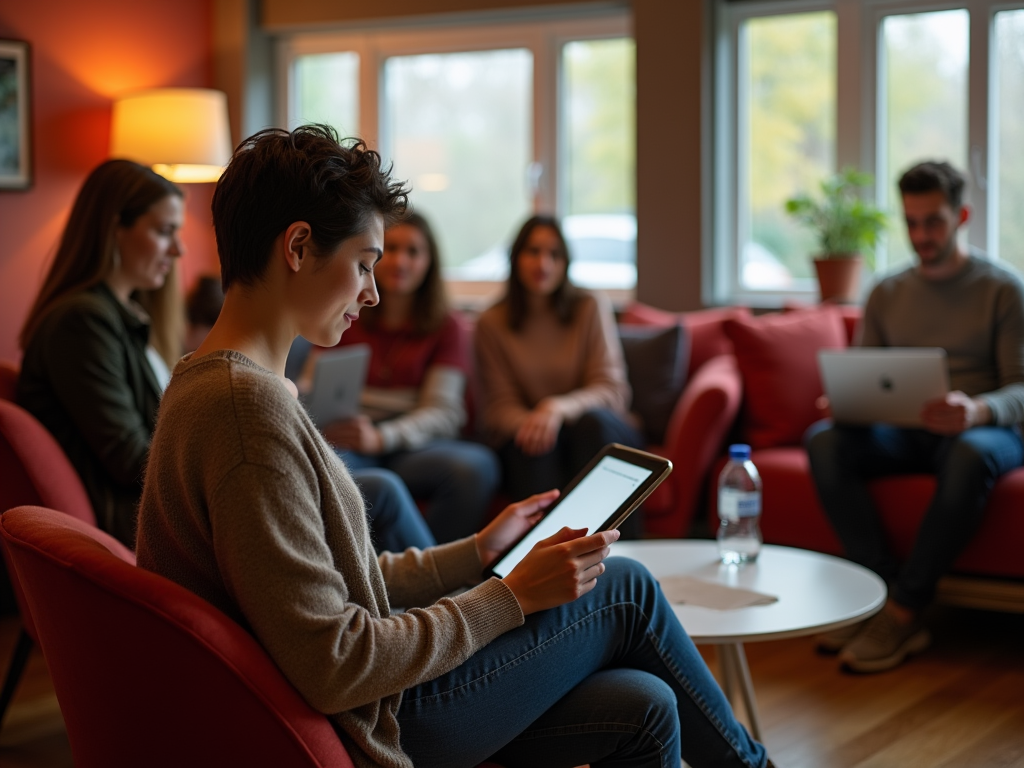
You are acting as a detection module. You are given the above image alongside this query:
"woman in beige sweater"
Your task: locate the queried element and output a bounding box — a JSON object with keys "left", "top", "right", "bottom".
{"left": 475, "top": 216, "right": 645, "bottom": 501}
{"left": 136, "top": 126, "right": 769, "bottom": 768}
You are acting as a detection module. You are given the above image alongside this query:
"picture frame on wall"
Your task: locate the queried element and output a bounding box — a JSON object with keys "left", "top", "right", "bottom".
{"left": 0, "top": 39, "right": 31, "bottom": 191}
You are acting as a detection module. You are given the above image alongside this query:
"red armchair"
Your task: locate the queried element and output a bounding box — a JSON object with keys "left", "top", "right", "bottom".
{"left": 0, "top": 505, "right": 356, "bottom": 768}
{"left": 0, "top": 398, "right": 96, "bottom": 729}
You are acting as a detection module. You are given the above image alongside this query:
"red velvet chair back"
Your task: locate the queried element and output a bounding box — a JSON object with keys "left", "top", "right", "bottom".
{"left": 0, "top": 400, "right": 96, "bottom": 640}
{"left": 0, "top": 361, "right": 17, "bottom": 402}
{"left": 0, "top": 505, "right": 355, "bottom": 768}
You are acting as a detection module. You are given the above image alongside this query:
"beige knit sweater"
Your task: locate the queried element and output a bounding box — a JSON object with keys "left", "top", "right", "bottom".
{"left": 135, "top": 350, "right": 524, "bottom": 768}
{"left": 474, "top": 290, "right": 632, "bottom": 446}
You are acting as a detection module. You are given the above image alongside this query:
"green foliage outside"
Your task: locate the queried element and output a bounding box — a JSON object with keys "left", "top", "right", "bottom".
{"left": 746, "top": 12, "right": 836, "bottom": 283}
{"left": 295, "top": 53, "right": 359, "bottom": 137}
{"left": 997, "top": 11, "right": 1024, "bottom": 274}
{"left": 385, "top": 50, "right": 533, "bottom": 268}
{"left": 785, "top": 168, "right": 888, "bottom": 268}
{"left": 882, "top": 10, "right": 968, "bottom": 273}
{"left": 564, "top": 39, "right": 635, "bottom": 216}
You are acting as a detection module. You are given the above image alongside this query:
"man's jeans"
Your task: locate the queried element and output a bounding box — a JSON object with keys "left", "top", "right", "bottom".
{"left": 805, "top": 421, "right": 1023, "bottom": 610}
{"left": 398, "top": 557, "right": 768, "bottom": 768}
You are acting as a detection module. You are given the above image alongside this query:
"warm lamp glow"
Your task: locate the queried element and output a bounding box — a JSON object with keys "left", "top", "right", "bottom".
{"left": 110, "top": 88, "right": 232, "bottom": 183}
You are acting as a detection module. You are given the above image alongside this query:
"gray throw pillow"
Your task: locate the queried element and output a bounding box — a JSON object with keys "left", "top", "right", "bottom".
{"left": 617, "top": 324, "right": 690, "bottom": 445}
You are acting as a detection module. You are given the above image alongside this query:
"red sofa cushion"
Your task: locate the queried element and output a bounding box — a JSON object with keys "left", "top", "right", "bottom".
{"left": 723, "top": 307, "right": 846, "bottom": 449}
{"left": 620, "top": 303, "right": 750, "bottom": 377}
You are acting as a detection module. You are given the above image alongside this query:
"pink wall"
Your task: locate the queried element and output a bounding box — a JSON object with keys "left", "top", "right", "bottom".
{"left": 0, "top": 0, "right": 218, "bottom": 364}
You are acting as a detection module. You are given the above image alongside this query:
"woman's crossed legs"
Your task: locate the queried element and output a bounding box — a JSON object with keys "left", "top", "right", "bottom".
{"left": 398, "top": 557, "right": 767, "bottom": 768}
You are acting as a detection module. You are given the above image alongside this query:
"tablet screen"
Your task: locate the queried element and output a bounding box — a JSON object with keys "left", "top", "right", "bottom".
{"left": 489, "top": 454, "right": 654, "bottom": 579}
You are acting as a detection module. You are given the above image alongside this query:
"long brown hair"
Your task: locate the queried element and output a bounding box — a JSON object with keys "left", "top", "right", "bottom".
{"left": 505, "top": 215, "right": 580, "bottom": 332}
{"left": 19, "top": 159, "right": 184, "bottom": 367}
{"left": 359, "top": 211, "right": 449, "bottom": 335}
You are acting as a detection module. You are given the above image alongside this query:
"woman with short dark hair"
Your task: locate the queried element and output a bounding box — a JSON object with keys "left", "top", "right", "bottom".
{"left": 323, "top": 211, "right": 500, "bottom": 542}
{"left": 136, "top": 125, "right": 770, "bottom": 768}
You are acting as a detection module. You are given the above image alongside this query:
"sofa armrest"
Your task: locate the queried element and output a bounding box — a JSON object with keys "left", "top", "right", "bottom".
{"left": 647, "top": 354, "right": 743, "bottom": 537}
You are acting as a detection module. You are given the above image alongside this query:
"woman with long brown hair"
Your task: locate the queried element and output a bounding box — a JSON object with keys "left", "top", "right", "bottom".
{"left": 319, "top": 211, "right": 500, "bottom": 542}
{"left": 17, "top": 159, "right": 185, "bottom": 545}
{"left": 474, "top": 215, "right": 645, "bottom": 502}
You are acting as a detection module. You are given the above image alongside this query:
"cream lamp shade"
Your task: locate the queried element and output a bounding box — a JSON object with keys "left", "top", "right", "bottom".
{"left": 110, "top": 88, "right": 232, "bottom": 183}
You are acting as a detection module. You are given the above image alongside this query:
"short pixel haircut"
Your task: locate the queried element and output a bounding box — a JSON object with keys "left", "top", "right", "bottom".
{"left": 898, "top": 161, "right": 966, "bottom": 211}
{"left": 212, "top": 125, "right": 409, "bottom": 289}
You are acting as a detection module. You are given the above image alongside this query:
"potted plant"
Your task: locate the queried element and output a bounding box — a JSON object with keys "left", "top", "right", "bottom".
{"left": 785, "top": 168, "right": 888, "bottom": 303}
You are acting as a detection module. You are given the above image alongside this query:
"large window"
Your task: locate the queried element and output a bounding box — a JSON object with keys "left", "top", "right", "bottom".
{"left": 279, "top": 13, "right": 635, "bottom": 292}
{"left": 715, "top": 1, "right": 1024, "bottom": 304}
{"left": 996, "top": 9, "right": 1024, "bottom": 274}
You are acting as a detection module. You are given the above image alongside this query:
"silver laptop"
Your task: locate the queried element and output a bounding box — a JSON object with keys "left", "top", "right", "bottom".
{"left": 818, "top": 348, "right": 949, "bottom": 427}
{"left": 300, "top": 344, "right": 371, "bottom": 427}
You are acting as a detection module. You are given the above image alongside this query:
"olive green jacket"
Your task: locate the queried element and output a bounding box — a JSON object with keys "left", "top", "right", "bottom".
{"left": 18, "top": 283, "right": 163, "bottom": 546}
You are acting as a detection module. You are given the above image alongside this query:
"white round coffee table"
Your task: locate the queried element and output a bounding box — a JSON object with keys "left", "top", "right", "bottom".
{"left": 611, "top": 540, "right": 886, "bottom": 740}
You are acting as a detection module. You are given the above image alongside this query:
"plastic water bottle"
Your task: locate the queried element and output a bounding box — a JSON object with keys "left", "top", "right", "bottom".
{"left": 717, "top": 444, "right": 762, "bottom": 565}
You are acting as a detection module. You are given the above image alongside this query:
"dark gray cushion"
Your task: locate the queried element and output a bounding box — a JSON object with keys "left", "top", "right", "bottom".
{"left": 617, "top": 323, "right": 690, "bottom": 444}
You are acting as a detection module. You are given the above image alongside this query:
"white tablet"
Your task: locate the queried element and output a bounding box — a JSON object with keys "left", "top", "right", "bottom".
{"left": 486, "top": 444, "right": 672, "bottom": 580}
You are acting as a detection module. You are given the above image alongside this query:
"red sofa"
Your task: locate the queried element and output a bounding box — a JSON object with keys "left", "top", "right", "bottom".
{"left": 625, "top": 301, "right": 1024, "bottom": 611}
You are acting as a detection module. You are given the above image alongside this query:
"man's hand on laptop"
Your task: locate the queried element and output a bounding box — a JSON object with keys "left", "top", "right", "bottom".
{"left": 920, "top": 391, "right": 991, "bottom": 434}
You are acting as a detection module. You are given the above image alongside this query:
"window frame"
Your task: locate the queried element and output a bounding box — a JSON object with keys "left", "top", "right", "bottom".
{"left": 712, "top": 0, "right": 1020, "bottom": 306}
{"left": 276, "top": 11, "right": 635, "bottom": 306}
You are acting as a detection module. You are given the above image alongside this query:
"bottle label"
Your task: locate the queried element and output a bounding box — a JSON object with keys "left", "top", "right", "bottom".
{"left": 719, "top": 489, "right": 761, "bottom": 520}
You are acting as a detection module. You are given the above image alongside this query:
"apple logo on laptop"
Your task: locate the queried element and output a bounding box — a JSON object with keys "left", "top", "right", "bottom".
{"left": 879, "top": 375, "right": 893, "bottom": 392}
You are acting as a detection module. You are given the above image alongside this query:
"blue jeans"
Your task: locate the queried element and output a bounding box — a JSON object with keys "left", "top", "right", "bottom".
{"left": 398, "top": 557, "right": 767, "bottom": 768}
{"left": 349, "top": 468, "right": 436, "bottom": 553}
{"left": 500, "top": 409, "right": 646, "bottom": 501}
{"left": 805, "top": 420, "right": 1023, "bottom": 610}
{"left": 342, "top": 439, "right": 501, "bottom": 543}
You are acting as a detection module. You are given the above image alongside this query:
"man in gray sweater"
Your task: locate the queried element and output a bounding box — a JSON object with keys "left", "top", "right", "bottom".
{"left": 807, "top": 161, "right": 1024, "bottom": 673}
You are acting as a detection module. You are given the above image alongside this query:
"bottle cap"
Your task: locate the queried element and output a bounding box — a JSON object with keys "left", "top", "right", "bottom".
{"left": 728, "top": 444, "right": 751, "bottom": 461}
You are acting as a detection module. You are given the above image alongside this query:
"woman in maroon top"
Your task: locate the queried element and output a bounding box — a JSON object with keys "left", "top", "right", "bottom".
{"left": 326, "top": 212, "right": 500, "bottom": 541}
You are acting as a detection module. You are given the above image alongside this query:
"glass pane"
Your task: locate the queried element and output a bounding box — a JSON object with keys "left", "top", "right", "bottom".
{"left": 563, "top": 38, "right": 636, "bottom": 289}
{"left": 881, "top": 10, "right": 969, "bottom": 272}
{"left": 996, "top": 10, "right": 1024, "bottom": 272}
{"left": 384, "top": 49, "right": 532, "bottom": 276}
{"left": 741, "top": 12, "right": 836, "bottom": 292}
{"left": 293, "top": 52, "right": 359, "bottom": 137}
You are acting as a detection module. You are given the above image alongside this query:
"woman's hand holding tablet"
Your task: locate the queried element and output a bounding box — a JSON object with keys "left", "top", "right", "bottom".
{"left": 476, "top": 444, "right": 673, "bottom": 614}
{"left": 476, "top": 490, "right": 617, "bottom": 615}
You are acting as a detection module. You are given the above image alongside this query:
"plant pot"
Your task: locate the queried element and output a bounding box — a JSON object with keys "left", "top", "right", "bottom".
{"left": 813, "top": 256, "right": 862, "bottom": 303}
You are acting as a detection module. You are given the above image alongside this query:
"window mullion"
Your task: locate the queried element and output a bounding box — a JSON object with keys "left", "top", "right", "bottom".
{"left": 967, "top": 0, "right": 993, "bottom": 257}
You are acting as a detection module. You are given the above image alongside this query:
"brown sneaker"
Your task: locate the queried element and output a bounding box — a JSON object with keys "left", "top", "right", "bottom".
{"left": 815, "top": 620, "right": 866, "bottom": 654}
{"left": 838, "top": 609, "right": 930, "bottom": 673}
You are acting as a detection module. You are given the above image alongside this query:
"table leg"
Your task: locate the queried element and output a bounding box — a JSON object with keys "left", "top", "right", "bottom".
{"left": 718, "top": 643, "right": 762, "bottom": 742}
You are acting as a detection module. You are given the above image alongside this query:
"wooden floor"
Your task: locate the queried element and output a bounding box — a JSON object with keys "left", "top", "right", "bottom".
{"left": 0, "top": 606, "right": 1021, "bottom": 768}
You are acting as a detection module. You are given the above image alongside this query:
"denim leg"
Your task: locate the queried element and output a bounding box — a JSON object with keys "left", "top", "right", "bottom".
{"left": 491, "top": 669, "right": 681, "bottom": 768}
{"left": 348, "top": 467, "right": 436, "bottom": 553}
{"left": 384, "top": 440, "right": 502, "bottom": 543}
{"left": 500, "top": 439, "right": 567, "bottom": 501}
{"left": 398, "top": 557, "right": 767, "bottom": 768}
{"left": 564, "top": 409, "right": 647, "bottom": 480}
{"left": 804, "top": 420, "right": 931, "bottom": 581}
{"left": 894, "top": 426, "right": 1023, "bottom": 609}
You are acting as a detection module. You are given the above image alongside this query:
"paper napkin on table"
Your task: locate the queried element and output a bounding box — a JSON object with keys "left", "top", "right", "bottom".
{"left": 658, "top": 576, "right": 778, "bottom": 611}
